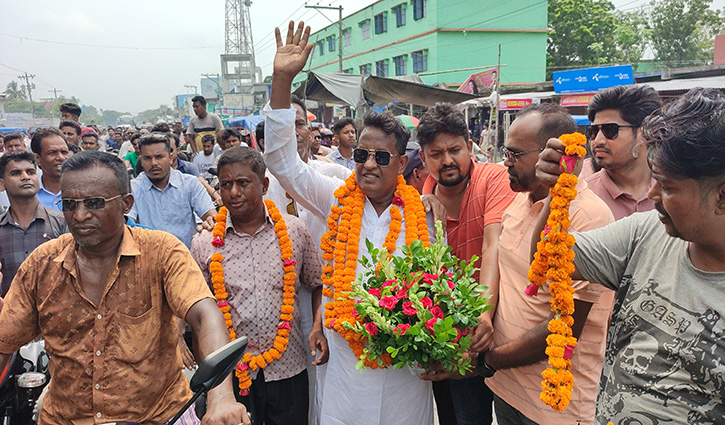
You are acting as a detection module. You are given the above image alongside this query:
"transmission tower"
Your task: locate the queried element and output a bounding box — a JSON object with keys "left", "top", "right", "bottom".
{"left": 225, "top": 0, "right": 254, "bottom": 56}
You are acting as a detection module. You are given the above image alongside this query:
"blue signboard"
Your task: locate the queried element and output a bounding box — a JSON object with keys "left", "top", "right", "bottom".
{"left": 553, "top": 65, "right": 634, "bottom": 94}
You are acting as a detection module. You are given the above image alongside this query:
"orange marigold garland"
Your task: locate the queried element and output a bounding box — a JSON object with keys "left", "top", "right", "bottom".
{"left": 320, "top": 173, "right": 430, "bottom": 368}
{"left": 210, "top": 200, "right": 297, "bottom": 396}
{"left": 525, "top": 132, "right": 587, "bottom": 412}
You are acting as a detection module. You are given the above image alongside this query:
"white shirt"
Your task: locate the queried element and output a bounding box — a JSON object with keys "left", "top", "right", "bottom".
{"left": 263, "top": 103, "right": 434, "bottom": 425}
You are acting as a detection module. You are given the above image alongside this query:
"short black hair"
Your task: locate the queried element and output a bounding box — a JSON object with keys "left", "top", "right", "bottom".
{"left": 201, "top": 134, "right": 215, "bottom": 144}
{"left": 59, "top": 103, "right": 82, "bottom": 118}
{"left": 643, "top": 87, "right": 725, "bottom": 183}
{"left": 219, "top": 128, "right": 241, "bottom": 142}
{"left": 217, "top": 146, "right": 266, "bottom": 182}
{"left": 362, "top": 110, "right": 410, "bottom": 155}
{"left": 588, "top": 85, "right": 662, "bottom": 127}
{"left": 59, "top": 120, "right": 82, "bottom": 135}
{"left": 290, "top": 94, "right": 307, "bottom": 116}
{"left": 151, "top": 122, "right": 171, "bottom": 133}
{"left": 192, "top": 95, "right": 207, "bottom": 106}
{"left": 82, "top": 132, "right": 99, "bottom": 141}
{"left": 255, "top": 121, "right": 265, "bottom": 143}
{"left": 0, "top": 151, "right": 36, "bottom": 178}
{"left": 61, "top": 150, "right": 130, "bottom": 195}
{"left": 516, "top": 103, "right": 578, "bottom": 147}
{"left": 139, "top": 133, "right": 172, "bottom": 153}
{"left": 30, "top": 127, "right": 68, "bottom": 155}
{"left": 169, "top": 132, "right": 181, "bottom": 149}
{"left": 130, "top": 133, "right": 142, "bottom": 143}
{"left": 333, "top": 117, "right": 355, "bottom": 136}
{"left": 3, "top": 132, "right": 23, "bottom": 145}
{"left": 417, "top": 103, "right": 470, "bottom": 148}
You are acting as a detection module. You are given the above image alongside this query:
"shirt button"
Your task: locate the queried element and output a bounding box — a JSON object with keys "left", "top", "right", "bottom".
{"left": 96, "top": 350, "right": 101, "bottom": 356}
{"left": 97, "top": 314, "right": 102, "bottom": 320}
{"left": 96, "top": 413, "right": 102, "bottom": 418}
{"left": 95, "top": 384, "right": 100, "bottom": 390}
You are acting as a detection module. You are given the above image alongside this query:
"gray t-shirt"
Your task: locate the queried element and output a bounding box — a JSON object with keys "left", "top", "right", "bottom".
{"left": 573, "top": 210, "right": 725, "bottom": 424}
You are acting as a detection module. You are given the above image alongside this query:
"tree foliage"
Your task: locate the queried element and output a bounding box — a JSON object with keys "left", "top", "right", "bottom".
{"left": 4, "top": 81, "right": 26, "bottom": 100}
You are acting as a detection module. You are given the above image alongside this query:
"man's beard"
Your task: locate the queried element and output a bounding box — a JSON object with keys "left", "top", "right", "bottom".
{"left": 437, "top": 165, "right": 467, "bottom": 187}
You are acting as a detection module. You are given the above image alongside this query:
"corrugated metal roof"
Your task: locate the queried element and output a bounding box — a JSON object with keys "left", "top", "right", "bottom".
{"left": 637, "top": 75, "right": 725, "bottom": 92}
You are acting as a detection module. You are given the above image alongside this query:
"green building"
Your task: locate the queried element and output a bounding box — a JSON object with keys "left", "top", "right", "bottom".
{"left": 296, "top": 0, "right": 548, "bottom": 89}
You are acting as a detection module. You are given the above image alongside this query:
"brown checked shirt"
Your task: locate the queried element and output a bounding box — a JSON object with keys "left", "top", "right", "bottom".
{"left": 0, "top": 226, "right": 213, "bottom": 425}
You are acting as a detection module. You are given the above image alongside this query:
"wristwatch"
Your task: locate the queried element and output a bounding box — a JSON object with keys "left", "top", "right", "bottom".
{"left": 476, "top": 352, "right": 496, "bottom": 378}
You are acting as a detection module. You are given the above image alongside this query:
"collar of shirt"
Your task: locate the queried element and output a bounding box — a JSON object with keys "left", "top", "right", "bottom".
{"left": 225, "top": 204, "right": 274, "bottom": 237}
{"left": 55, "top": 225, "right": 140, "bottom": 281}
{"left": 38, "top": 174, "right": 59, "bottom": 196}
{"left": 139, "top": 169, "right": 183, "bottom": 192}
{"left": 0, "top": 201, "right": 48, "bottom": 227}
{"left": 597, "top": 169, "right": 654, "bottom": 202}
{"left": 176, "top": 157, "right": 186, "bottom": 173}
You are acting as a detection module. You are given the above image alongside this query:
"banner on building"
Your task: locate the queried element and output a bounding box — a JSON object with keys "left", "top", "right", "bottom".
{"left": 561, "top": 94, "right": 596, "bottom": 107}
{"left": 498, "top": 98, "right": 539, "bottom": 110}
{"left": 553, "top": 65, "right": 634, "bottom": 94}
{"left": 200, "top": 77, "right": 220, "bottom": 99}
{"left": 458, "top": 68, "right": 498, "bottom": 94}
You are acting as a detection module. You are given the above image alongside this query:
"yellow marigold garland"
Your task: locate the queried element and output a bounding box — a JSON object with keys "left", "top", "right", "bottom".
{"left": 209, "top": 200, "right": 297, "bottom": 396}
{"left": 525, "top": 132, "right": 587, "bottom": 412}
{"left": 320, "top": 173, "right": 430, "bottom": 368}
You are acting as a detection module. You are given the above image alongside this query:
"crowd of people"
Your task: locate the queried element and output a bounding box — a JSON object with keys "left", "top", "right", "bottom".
{"left": 0, "top": 20, "right": 723, "bottom": 425}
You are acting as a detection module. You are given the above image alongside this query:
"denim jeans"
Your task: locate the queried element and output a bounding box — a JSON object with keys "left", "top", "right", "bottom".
{"left": 493, "top": 394, "right": 540, "bottom": 425}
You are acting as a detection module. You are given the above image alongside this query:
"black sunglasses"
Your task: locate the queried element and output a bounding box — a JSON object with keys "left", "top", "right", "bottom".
{"left": 353, "top": 148, "right": 395, "bottom": 166}
{"left": 57, "top": 195, "right": 122, "bottom": 212}
{"left": 586, "top": 123, "right": 638, "bottom": 140}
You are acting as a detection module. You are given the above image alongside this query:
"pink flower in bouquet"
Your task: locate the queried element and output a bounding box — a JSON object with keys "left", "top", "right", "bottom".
{"left": 395, "top": 287, "right": 407, "bottom": 299}
{"left": 402, "top": 302, "right": 417, "bottom": 316}
{"left": 395, "top": 324, "right": 411, "bottom": 335}
{"left": 352, "top": 308, "right": 360, "bottom": 317}
{"left": 453, "top": 327, "right": 468, "bottom": 344}
{"left": 422, "top": 273, "right": 439, "bottom": 285}
{"left": 420, "top": 296, "right": 433, "bottom": 308}
{"left": 392, "top": 195, "right": 404, "bottom": 207}
{"left": 425, "top": 318, "right": 438, "bottom": 333}
{"left": 379, "top": 296, "right": 398, "bottom": 311}
{"left": 368, "top": 287, "right": 382, "bottom": 297}
{"left": 382, "top": 279, "right": 396, "bottom": 288}
{"left": 430, "top": 305, "right": 444, "bottom": 319}
{"left": 365, "top": 322, "right": 379, "bottom": 337}
{"left": 447, "top": 280, "right": 455, "bottom": 290}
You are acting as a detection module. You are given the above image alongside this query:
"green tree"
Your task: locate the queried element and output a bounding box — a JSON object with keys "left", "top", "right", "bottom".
{"left": 647, "top": 0, "right": 723, "bottom": 67}
{"left": 547, "top": 0, "right": 619, "bottom": 74}
{"left": 4, "top": 81, "right": 26, "bottom": 100}
{"left": 613, "top": 9, "right": 649, "bottom": 69}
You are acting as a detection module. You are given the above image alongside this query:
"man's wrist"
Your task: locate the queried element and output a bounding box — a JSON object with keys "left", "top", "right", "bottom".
{"left": 476, "top": 351, "right": 497, "bottom": 378}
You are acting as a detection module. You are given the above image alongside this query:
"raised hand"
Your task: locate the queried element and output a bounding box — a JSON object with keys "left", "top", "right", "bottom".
{"left": 273, "top": 21, "right": 314, "bottom": 81}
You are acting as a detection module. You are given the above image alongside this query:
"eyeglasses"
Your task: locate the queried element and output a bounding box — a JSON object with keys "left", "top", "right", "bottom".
{"left": 500, "top": 146, "right": 543, "bottom": 162}
{"left": 314, "top": 135, "right": 322, "bottom": 140}
{"left": 353, "top": 148, "right": 396, "bottom": 166}
{"left": 57, "top": 195, "right": 123, "bottom": 212}
{"left": 586, "top": 123, "right": 638, "bottom": 140}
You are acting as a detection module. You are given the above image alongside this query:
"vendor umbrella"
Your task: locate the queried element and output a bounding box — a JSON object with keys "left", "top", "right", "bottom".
{"left": 396, "top": 115, "right": 419, "bottom": 130}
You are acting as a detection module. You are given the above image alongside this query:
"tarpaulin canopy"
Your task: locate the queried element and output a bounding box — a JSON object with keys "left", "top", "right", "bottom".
{"left": 293, "top": 72, "right": 481, "bottom": 109}
{"left": 226, "top": 115, "right": 266, "bottom": 132}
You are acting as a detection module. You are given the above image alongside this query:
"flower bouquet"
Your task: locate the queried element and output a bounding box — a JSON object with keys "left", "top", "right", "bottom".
{"left": 347, "top": 221, "right": 490, "bottom": 374}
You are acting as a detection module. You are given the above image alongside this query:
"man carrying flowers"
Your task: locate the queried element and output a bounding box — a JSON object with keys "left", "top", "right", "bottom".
{"left": 263, "top": 21, "right": 437, "bottom": 425}
{"left": 191, "top": 147, "right": 328, "bottom": 424}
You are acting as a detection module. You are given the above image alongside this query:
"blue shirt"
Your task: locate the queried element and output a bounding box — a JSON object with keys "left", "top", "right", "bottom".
{"left": 177, "top": 158, "right": 200, "bottom": 176}
{"left": 37, "top": 175, "right": 62, "bottom": 211}
{"left": 128, "top": 169, "right": 215, "bottom": 248}
{"left": 327, "top": 149, "right": 356, "bottom": 170}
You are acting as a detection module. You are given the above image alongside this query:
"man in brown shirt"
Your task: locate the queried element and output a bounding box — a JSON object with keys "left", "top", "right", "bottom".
{"left": 0, "top": 151, "right": 249, "bottom": 425}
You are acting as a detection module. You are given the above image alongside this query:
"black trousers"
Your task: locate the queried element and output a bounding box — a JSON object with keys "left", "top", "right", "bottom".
{"left": 233, "top": 368, "right": 309, "bottom": 425}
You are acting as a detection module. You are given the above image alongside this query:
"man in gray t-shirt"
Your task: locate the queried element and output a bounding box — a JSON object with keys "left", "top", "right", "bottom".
{"left": 534, "top": 88, "right": 725, "bottom": 424}
{"left": 187, "top": 95, "right": 224, "bottom": 154}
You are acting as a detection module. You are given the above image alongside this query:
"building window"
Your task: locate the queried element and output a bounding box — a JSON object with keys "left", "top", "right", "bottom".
{"left": 317, "top": 41, "right": 324, "bottom": 56}
{"left": 376, "top": 59, "right": 389, "bottom": 77}
{"left": 393, "top": 55, "right": 407, "bottom": 76}
{"left": 360, "top": 20, "right": 371, "bottom": 40}
{"left": 343, "top": 28, "right": 351, "bottom": 47}
{"left": 327, "top": 35, "right": 336, "bottom": 52}
{"left": 412, "top": 50, "right": 428, "bottom": 73}
{"left": 412, "top": 0, "right": 426, "bottom": 20}
{"left": 394, "top": 4, "right": 406, "bottom": 27}
{"left": 343, "top": 68, "right": 353, "bottom": 74}
{"left": 374, "top": 12, "right": 388, "bottom": 35}
{"left": 360, "top": 64, "right": 372, "bottom": 75}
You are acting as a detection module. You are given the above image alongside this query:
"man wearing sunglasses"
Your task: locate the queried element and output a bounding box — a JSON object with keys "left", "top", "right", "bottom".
{"left": 263, "top": 21, "right": 442, "bottom": 425}
{"left": 416, "top": 102, "right": 516, "bottom": 425}
{"left": 583, "top": 85, "right": 662, "bottom": 220}
{"left": 0, "top": 151, "right": 250, "bottom": 425}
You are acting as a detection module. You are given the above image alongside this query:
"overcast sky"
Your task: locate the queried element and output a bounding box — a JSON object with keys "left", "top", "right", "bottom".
{"left": 1, "top": 0, "right": 722, "bottom": 114}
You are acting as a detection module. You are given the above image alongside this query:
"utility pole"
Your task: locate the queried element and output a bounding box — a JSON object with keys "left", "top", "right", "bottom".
{"left": 48, "top": 88, "right": 62, "bottom": 100}
{"left": 305, "top": 4, "right": 344, "bottom": 72}
{"left": 19, "top": 72, "right": 36, "bottom": 118}
{"left": 493, "top": 44, "right": 501, "bottom": 155}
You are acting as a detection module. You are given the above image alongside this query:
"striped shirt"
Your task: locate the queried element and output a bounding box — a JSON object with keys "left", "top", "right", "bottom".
{"left": 486, "top": 181, "right": 615, "bottom": 425}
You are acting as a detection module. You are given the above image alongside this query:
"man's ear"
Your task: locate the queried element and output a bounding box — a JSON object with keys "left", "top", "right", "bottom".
{"left": 715, "top": 182, "right": 725, "bottom": 216}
